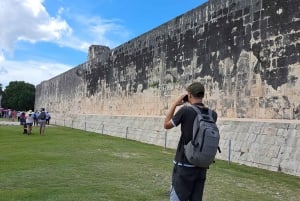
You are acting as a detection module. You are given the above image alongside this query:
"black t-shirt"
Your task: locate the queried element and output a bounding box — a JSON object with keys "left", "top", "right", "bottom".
{"left": 171, "top": 103, "right": 218, "bottom": 164}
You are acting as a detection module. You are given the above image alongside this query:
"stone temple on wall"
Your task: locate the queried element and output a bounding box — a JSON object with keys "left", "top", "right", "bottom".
{"left": 35, "top": 0, "right": 300, "bottom": 177}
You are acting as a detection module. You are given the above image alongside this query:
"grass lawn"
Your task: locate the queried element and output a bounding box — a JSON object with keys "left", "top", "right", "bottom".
{"left": 0, "top": 124, "right": 299, "bottom": 201}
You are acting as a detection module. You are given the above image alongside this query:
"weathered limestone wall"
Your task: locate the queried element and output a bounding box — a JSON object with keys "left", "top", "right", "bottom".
{"left": 35, "top": 0, "right": 300, "bottom": 176}
{"left": 36, "top": 0, "right": 300, "bottom": 119}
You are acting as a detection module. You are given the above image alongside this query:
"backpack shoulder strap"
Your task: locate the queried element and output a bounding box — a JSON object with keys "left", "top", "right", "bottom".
{"left": 207, "top": 109, "right": 215, "bottom": 122}
{"left": 191, "top": 105, "right": 216, "bottom": 122}
{"left": 190, "top": 104, "right": 202, "bottom": 115}
{"left": 189, "top": 105, "right": 203, "bottom": 141}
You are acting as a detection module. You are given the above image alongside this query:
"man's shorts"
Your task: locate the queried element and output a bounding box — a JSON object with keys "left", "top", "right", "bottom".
{"left": 39, "top": 120, "right": 46, "bottom": 127}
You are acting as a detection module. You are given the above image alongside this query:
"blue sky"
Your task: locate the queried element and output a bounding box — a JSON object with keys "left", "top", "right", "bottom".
{"left": 0, "top": 0, "right": 207, "bottom": 89}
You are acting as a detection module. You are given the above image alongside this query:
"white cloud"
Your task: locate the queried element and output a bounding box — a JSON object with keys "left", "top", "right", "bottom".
{"left": 55, "top": 14, "right": 131, "bottom": 51}
{"left": 0, "top": 59, "right": 72, "bottom": 89}
{"left": 0, "top": 0, "right": 131, "bottom": 57}
{"left": 0, "top": 0, "right": 131, "bottom": 89}
{"left": 0, "top": 52, "right": 4, "bottom": 62}
{"left": 88, "top": 16, "right": 131, "bottom": 47}
{"left": 0, "top": 0, "right": 72, "bottom": 57}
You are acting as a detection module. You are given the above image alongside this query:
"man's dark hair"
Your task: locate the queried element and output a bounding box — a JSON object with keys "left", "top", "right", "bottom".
{"left": 186, "top": 82, "right": 205, "bottom": 98}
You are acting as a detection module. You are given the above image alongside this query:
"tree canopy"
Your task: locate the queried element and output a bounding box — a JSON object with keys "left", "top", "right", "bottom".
{"left": 0, "top": 83, "right": 3, "bottom": 108}
{"left": 1, "top": 81, "right": 35, "bottom": 111}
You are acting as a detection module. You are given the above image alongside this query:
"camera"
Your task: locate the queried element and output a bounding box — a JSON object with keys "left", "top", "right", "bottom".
{"left": 182, "top": 95, "right": 188, "bottom": 102}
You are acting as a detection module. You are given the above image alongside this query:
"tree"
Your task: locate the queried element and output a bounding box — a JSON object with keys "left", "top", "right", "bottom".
{"left": 2, "top": 81, "right": 35, "bottom": 111}
{"left": 0, "top": 83, "right": 3, "bottom": 108}
{"left": 0, "top": 83, "right": 2, "bottom": 93}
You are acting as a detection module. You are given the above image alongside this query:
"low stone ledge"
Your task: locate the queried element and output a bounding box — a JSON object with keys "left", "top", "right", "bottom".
{"left": 51, "top": 114, "right": 300, "bottom": 177}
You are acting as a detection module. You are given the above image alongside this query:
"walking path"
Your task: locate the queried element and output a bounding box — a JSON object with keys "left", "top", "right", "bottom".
{"left": 0, "top": 121, "right": 20, "bottom": 126}
{"left": 0, "top": 121, "right": 52, "bottom": 127}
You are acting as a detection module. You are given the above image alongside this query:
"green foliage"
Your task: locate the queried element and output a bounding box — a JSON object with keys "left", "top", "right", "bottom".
{"left": 149, "top": 81, "right": 159, "bottom": 88}
{"left": 0, "top": 125, "right": 299, "bottom": 201}
{"left": 0, "top": 83, "right": 3, "bottom": 95}
{"left": 2, "top": 81, "right": 35, "bottom": 111}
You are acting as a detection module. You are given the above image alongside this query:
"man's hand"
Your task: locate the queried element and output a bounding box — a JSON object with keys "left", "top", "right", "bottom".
{"left": 164, "top": 94, "right": 187, "bottom": 129}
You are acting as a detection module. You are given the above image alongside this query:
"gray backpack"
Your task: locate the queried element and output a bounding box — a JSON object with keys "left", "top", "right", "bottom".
{"left": 39, "top": 112, "right": 46, "bottom": 120}
{"left": 184, "top": 105, "right": 220, "bottom": 167}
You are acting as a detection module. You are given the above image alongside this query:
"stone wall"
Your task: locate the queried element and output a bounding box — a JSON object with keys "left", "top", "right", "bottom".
{"left": 35, "top": 0, "right": 300, "bottom": 119}
{"left": 51, "top": 114, "right": 300, "bottom": 177}
{"left": 35, "top": 0, "right": 300, "bottom": 176}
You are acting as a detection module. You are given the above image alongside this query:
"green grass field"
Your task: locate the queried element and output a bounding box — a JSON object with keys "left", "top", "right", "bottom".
{"left": 0, "top": 124, "right": 299, "bottom": 201}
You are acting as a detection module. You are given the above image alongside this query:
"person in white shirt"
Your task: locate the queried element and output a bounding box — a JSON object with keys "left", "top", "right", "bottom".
{"left": 26, "top": 113, "right": 34, "bottom": 134}
{"left": 46, "top": 112, "right": 51, "bottom": 125}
